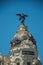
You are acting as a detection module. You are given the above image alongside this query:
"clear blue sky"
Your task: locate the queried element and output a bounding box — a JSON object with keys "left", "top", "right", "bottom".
{"left": 0, "top": 0, "right": 43, "bottom": 64}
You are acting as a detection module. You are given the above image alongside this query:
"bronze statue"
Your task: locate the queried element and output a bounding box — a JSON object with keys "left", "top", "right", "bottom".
{"left": 16, "top": 14, "right": 28, "bottom": 24}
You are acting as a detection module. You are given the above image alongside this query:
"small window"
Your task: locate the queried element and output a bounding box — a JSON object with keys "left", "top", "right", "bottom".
{"left": 17, "top": 62, "right": 20, "bottom": 65}
{"left": 22, "top": 36, "right": 27, "bottom": 40}
{"left": 27, "top": 62, "right": 30, "bottom": 65}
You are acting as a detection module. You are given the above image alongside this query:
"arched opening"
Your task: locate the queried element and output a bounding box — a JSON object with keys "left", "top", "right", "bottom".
{"left": 14, "top": 57, "right": 23, "bottom": 65}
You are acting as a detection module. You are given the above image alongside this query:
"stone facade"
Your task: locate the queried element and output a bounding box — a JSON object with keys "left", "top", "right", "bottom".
{"left": 0, "top": 15, "right": 42, "bottom": 65}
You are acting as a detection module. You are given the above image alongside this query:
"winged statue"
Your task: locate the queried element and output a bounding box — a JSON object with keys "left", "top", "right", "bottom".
{"left": 16, "top": 14, "right": 28, "bottom": 24}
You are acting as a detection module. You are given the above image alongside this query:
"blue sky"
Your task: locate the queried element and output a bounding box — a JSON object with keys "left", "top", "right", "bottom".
{"left": 0, "top": 0, "right": 43, "bottom": 64}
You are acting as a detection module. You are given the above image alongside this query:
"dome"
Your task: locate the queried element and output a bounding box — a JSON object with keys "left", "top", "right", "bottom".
{"left": 10, "top": 24, "right": 36, "bottom": 48}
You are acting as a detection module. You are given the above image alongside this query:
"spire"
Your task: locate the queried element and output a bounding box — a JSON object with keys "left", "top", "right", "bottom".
{"left": 16, "top": 13, "right": 28, "bottom": 25}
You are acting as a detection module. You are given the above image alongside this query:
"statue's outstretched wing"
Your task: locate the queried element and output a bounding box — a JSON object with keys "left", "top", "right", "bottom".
{"left": 16, "top": 14, "right": 21, "bottom": 16}
{"left": 24, "top": 14, "right": 28, "bottom": 17}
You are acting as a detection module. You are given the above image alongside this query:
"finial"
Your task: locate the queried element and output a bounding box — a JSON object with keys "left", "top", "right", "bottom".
{"left": 16, "top": 14, "right": 28, "bottom": 25}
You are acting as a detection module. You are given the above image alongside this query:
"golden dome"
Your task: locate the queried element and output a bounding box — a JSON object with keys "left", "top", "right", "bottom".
{"left": 18, "top": 24, "right": 27, "bottom": 31}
